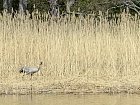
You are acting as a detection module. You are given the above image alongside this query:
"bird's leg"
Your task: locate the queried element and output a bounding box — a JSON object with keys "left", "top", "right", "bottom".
{"left": 22, "top": 73, "right": 25, "bottom": 79}
{"left": 40, "top": 71, "right": 43, "bottom": 76}
{"left": 30, "top": 74, "right": 33, "bottom": 80}
{"left": 30, "top": 74, "right": 33, "bottom": 94}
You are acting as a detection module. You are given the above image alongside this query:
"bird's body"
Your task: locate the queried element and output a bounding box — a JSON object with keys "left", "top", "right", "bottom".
{"left": 20, "top": 67, "right": 39, "bottom": 74}
{"left": 19, "top": 62, "right": 43, "bottom": 76}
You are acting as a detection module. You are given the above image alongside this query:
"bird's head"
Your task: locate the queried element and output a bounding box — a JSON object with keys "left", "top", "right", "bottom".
{"left": 19, "top": 67, "right": 24, "bottom": 73}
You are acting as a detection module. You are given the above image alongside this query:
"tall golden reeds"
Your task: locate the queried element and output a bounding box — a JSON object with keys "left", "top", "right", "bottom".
{"left": 0, "top": 12, "right": 140, "bottom": 94}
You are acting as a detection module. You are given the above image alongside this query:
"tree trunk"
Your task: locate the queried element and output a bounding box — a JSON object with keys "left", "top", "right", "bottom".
{"left": 66, "top": 0, "right": 75, "bottom": 13}
{"left": 48, "top": 0, "right": 60, "bottom": 17}
{"left": 3, "top": 0, "right": 13, "bottom": 12}
{"left": 19, "top": 0, "right": 27, "bottom": 14}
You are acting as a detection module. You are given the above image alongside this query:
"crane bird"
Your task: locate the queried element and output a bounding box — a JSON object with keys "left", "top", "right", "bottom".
{"left": 19, "top": 62, "right": 43, "bottom": 79}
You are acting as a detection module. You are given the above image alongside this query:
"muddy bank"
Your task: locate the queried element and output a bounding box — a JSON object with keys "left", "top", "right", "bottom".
{"left": 0, "top": 80, "right": 140, "bottom": 95}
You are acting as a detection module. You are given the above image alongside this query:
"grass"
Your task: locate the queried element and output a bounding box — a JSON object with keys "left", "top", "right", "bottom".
{"left": 0, "top": 12, "right": 140, "bottom": 94}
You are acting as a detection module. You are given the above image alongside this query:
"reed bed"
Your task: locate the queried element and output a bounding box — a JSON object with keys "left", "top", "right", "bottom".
{"left": 0, "top": 12, "right": 140, "bottom": 94}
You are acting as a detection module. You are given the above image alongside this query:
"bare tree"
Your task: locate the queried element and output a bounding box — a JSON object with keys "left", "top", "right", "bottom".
{"left": 123, "top": 0, "right": 140, "bottom": 14}
{"left": 107, "top": 0, "right": 140, "bottom": 15}
{"left": 48, "top": 0, "right": 60, "bottom": 16}
{"left": 3, "top": 0, "right": 27, "bottom": 13}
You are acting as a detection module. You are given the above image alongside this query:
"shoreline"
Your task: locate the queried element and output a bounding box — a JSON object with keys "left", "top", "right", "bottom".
{"left": 1, "top": 81, "right": 140, "bottom": 95}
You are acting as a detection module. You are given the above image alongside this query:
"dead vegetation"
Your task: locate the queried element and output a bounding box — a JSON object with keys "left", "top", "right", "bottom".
{"left": 0, "top": 12, "right": 140, "bottom": 94}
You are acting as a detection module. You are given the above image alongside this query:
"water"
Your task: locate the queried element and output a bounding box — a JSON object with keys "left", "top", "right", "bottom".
{"left": 0, "top": 94, "right": 140, "bottom": 105}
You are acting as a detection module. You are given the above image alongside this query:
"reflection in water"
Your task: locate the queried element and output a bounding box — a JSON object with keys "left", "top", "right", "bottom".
{"left": 0, "top": 94, "right": 140, "bottom": 105}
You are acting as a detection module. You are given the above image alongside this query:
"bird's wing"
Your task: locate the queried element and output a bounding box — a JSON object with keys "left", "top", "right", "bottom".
{"left": 27, "top": 67, "right": 38, "bottom": 73}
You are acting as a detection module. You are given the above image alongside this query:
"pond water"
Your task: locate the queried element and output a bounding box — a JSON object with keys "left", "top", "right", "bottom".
{"left": 0, "top": 94, "right": 140, "bottom": 105}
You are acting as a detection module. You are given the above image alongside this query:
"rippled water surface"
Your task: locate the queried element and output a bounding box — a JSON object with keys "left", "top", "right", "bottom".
{"left": 0, "top": 94, "right": 140, "bottom": 105}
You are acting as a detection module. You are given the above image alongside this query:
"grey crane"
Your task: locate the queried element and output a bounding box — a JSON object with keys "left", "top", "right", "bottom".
{"left": 19, "top": 62, "right": 43, "bottom": 79}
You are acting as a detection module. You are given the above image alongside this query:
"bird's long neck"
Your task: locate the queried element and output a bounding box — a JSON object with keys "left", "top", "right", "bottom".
{"left": 38, "top": 63, "right": 42, "bottom": 71}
